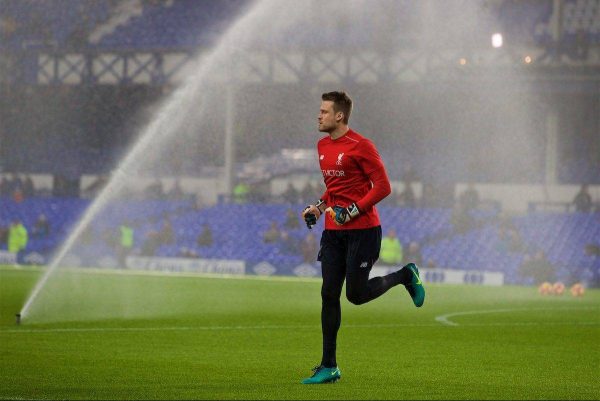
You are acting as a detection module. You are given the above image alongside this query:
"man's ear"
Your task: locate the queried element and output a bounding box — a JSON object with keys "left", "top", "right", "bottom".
{"left": 336, "top": 112, "right": 344, "bottom": 122}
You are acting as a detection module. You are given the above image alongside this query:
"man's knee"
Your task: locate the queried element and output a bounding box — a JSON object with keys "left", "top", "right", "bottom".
{"left": 346, "top": 288, "right": 368, "bottom": 305}
{"left": 321, "top": 286, "right": 341, "bottom": 304}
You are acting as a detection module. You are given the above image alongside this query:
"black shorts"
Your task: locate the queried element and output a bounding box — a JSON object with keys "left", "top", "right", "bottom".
{"left": 317, "top": 226, "right": 382, "bottom": 274}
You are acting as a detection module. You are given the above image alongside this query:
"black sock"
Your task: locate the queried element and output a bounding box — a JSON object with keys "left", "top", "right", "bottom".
{"left": 321, "top": 298, "right": 340, "bottom": 368}
{"left": 394, "top": 264, "right": 413, "bottom": 286}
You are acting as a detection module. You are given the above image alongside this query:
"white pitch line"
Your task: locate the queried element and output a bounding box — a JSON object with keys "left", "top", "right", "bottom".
{"left": 435, "top": 306, "right": 599, "bottom": 326}
{"left": 1, "top": 320, "right": 599, "bottom": 335}
{"left": 0, "top": 322, "right": 436, "bottom": 334}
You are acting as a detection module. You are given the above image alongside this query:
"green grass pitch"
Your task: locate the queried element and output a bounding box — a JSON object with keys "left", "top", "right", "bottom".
{"left": 1, "top": 265, "right": 598, "bottom": 400}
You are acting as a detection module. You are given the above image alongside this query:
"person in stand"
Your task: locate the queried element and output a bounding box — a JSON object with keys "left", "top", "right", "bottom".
{"left": 32, "top": 214, "right": 50, "bottom": 238}
{"left": 404, "top": 241, "right": 423, "bottom": 267}
{"left": 262, "top": 221, "right": 281, "bottom": 244}
{"left": 196, "top": 223, "right": 214, "bottom": 247}
{"left": 284, "top": 208, "right": 300, "bottom": 229}
{"left": 159, "top": 218, "right": 174, "bottom": 245}
{"left": 8, "top": 219, "right": 28, "bottom": 265}
{"left": 117, "top": 220, "right": 134, "bottom": 268}
{"left": 282, "top": 182, "right": 299, "bottom": 204}
{"left": 141, "top": 230, "right": 161, "bottom": 256}
{"left": 459, "top": 183, "right": 480, "bottom": 211}
{"left": 279, "top": 230, "right": 297, "bottom": 255}
{"left": 0, "top": 221, "right": 8, "bottom": 248}
{"left": 379, "top": 228, "right": 403, "bottom": 266}
{"left": 301, "top": 231, "right": 319, "bottom": 264}
{"left": 23, "top": 175, "right": 35, "bottom": 198}
{"left": 518, "top": 250, "right": 556, "bottom": 285}
{"left": 167, "top": 179, "right": 185, "bottom": 200}
{"left": 397, "top": 180, "right": 417, "bottom": 207}
{"left": 573, "top": 184, "right": 592, "bottom": 213}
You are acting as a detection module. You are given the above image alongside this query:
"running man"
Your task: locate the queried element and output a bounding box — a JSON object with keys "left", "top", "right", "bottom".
{"left": 300, "top": 91, "right": 425, "bottom": 384}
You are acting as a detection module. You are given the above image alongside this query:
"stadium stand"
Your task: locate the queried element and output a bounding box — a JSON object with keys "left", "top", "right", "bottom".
{"left": 4, "top": 0, "right": 596, "bottom": 51}
{"left": 497, "top": 0, "right": 554, "bottom": 45}
{"left": 535, "top": 0, "right": 600, "bottom": 45}
{"left": 0, "top": 197, "right": 87, "bottom": 255}
{"left": 2, "top": 197, "right": 597, "bottom": 286}
{"left": 1, "top": 0, "right": 599, "bottom": 184}
{"left": 1, "top": 0, "right": 598, "bottom": 290}
{"left": 513, "top": 211, "right": 600, "bottom": 272}
{"left": 0, "top": 196, "right": 192, "bottom": 258}
{"left": 498, "top": 0, "right": 600, "bottom": 47}
{"left": 0, "top": 0, "right": 111, "bottom": 49}
{"left": 96, "top": 0, "right": 247, "bottom": 49}
{"left": 0, "top": 0, "right": 248, "bottom": 50}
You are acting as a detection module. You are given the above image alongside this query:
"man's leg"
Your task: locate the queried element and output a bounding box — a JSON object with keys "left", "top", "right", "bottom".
{"left": 345, "top": 226, "right": 413, "bottom": 305}
{"left": 346, "top": 269, "right": 413, "bottom": 305}
{"left": 319, "top": 230, "right": 346, "bottom": 368}
{"left": 302, "top": 230, "right": 346, "bottom": 384}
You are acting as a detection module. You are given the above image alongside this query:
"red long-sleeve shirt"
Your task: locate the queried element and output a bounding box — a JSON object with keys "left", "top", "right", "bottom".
{"left": 317, "top": 129, "right": 391, "bottom": 230}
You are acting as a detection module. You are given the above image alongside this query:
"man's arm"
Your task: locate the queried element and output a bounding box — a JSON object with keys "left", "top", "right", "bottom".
{"left": 355, "top": 167, "right": 391, "bottom": 212}
{"left": 325, "top": 137, "right": 392, "bottom": 226}
{"left": 302, "top": 199, "right": 327, "bottom": 229}
{"left": 326, "top": 167, "right": 390, "bottom": 226}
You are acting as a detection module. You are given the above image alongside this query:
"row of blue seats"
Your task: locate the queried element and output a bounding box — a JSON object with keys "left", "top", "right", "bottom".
{"left": 84, "top": 203, "right": 598, "bottom": 279}
{"left": 1, "top": 198, "right": 598, "bottom": 286}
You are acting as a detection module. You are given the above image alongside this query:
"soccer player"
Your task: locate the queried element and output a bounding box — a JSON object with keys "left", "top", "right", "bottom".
{"left": 300, "top": 91, "right": 425, "bottom": 384}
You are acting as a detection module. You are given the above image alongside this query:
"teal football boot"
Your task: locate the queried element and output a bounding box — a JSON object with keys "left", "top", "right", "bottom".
{"left": 301, "top": 365, "right": 341, "bottom": 384}
{"left": 403, "top": 263, "right": 425, "bottom": 307}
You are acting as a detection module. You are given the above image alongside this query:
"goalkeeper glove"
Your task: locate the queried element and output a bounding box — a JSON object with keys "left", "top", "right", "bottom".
{"left": 326, "top": 203, "right": 360, "bottom": 226}
{"left": 302, "top": 200, "right": 326, "bottom": 229}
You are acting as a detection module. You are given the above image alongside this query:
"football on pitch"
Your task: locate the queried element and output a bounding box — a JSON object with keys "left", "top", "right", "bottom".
{"left": 552, "top": 281, "right": 565, "bottom": 295}
{"left": 570, "top": 283, "right": 585, "bottom": 297}
{"left": 538, "top": 282, "right": 552, "bottom": 295}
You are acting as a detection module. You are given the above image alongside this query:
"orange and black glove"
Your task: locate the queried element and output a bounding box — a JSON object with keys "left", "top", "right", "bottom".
{"left": 325, "top": 203, "right": 360, "bottom": 226}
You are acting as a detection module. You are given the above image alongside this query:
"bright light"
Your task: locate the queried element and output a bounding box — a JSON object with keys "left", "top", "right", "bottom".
{"left": 459, "top": 58, "right": 467, "bottom": 66}
{"left": 524, "top": 55, "right": 532, "bottom": 64}
{"left": 492, "top": 33, "right": 503, "bottom": 48}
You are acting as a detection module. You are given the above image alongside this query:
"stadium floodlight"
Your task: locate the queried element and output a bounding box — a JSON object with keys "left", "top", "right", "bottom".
{"left": 524, "top": 55, "right": 532, "bottom": 64}
{"left": 492, "top": 33, "right": 503, "bottom": 48}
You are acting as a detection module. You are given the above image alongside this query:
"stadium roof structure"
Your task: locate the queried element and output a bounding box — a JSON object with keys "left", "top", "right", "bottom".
{"left": 0, "top": 0, "right": 598, "bottom": 88}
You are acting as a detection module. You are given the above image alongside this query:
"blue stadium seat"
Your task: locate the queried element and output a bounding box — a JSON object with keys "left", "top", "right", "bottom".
{"left": 2, "top": 198, "right": 597, "bottom": 286}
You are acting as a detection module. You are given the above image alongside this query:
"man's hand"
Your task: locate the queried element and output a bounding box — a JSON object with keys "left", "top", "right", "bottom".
{"left": 302, "top": 200, "right": 326, "bottom": 229}
{"left": 325, "top": 203, "right": 360, "bottom": 226}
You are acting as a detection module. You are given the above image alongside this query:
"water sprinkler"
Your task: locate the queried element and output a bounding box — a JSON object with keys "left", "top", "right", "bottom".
{"left": 15, "top": 313, "right": 21, "bottom": 325}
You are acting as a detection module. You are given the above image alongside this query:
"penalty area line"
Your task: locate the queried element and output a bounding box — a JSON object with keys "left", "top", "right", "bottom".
{"left": 435, "top": 306, "right": 599, "bottom": 326}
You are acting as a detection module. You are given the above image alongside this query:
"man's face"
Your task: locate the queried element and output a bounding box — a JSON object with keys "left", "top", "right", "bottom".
{"left": 318, "top": 100, "right": 341, "bottom": 133}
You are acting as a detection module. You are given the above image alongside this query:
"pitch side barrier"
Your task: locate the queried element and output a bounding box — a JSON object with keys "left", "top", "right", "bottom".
{"left": 0, "top": 250, "right": 17, "bottom": 265}
{"left": 371, "top": 266, "right": 504, "bottom": 286}
{"left": 126, "top": 256, "right": 246, "bottom": 275}
{"left": 123, "top": 255, "right": 503, "bottom": 286}
{"left": 4, "top": 251, "right": 504, "bottom": 285}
